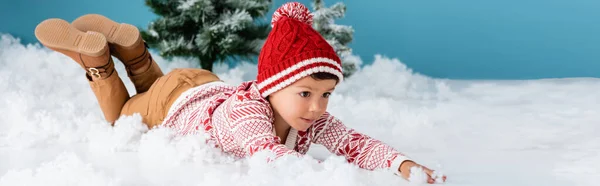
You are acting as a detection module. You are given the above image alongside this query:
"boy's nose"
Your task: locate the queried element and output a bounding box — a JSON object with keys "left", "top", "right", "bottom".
{"left": 308, "top": 100, "right": 323, "bottom": 113}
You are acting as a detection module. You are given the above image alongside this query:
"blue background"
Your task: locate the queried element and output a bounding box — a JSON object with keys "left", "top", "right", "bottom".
{"left": 1, "top": 0, "right": 599, "bottom": 79}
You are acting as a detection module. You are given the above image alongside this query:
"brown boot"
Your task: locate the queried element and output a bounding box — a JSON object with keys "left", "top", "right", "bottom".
{"left": 35, "top": 18, "right": 130, "bottom": 124}
{"left": 71, "top": 14, "right": 164, "bottom": 94}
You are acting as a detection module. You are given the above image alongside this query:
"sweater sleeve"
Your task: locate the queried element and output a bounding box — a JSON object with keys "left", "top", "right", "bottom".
{"left": 311, "top": 112, "right": 411, "bottom": 175}
{"left": 229, "top": 100, "right": 303, "bottom": 160}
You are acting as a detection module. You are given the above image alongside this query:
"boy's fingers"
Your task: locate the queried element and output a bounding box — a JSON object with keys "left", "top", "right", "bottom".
{"left": 422, "top": 167, "right": 445, "bottom": 184}
{"left": 427, "top": 176, "right": 435, "bottom": 184}
{"left": 425, "top": 169, "right": 435, "bottom": 184}
{"left": 401, "top": 164, "right": 447, "bottom": 184}
{"left": 423, "top": 167, "right": 434, "bottom": 176}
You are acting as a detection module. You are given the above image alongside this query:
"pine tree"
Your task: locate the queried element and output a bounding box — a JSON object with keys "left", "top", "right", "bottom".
{"left": 141, "top": 0, "right": 272, "bottom": 71}
{"left": 311, "top": 0, "right": 360, "bottom": 78}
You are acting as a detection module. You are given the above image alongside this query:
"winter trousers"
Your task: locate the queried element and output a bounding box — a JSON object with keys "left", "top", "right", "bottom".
{"left": 93, "top": 67, "right": 221, "bottom": 128}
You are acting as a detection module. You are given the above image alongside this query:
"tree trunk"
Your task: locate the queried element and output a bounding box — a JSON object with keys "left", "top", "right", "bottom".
{"left": 199, "top": 55, "right": 215, "bottom": 72}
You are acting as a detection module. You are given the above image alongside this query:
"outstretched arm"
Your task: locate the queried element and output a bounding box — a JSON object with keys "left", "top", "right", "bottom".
{"left": 311, "top": 112, "right": 446, "bottom": 183}
{"left": 311, "top": 112, "right": 410, "bottom": 172}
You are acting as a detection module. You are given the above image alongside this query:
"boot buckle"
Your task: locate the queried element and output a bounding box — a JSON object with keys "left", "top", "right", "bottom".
{"left": 88, "top": 68, "right": 101, "bottom": 78}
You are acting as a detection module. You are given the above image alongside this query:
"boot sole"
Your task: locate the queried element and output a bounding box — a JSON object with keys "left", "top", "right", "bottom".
{"left": 34, "top": 18, "right": 107, "bottom": 57}
{"left": 71, "top": 14, "right": 140, "bottom": 50}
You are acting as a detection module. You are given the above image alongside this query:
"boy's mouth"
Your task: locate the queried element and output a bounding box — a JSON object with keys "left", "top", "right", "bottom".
{"left": 300, "top": 118, "right": 314, "bottom": 123}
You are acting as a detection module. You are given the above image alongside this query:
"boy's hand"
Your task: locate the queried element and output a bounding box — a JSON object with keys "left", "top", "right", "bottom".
{"left": 398, "top": 160, "right": 447, "bottom": 184}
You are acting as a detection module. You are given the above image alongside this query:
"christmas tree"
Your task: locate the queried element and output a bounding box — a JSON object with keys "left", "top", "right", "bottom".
{"left": 311, "top": 0, "right": 360, "bottom": 78}
{"left": 141, "top": 0, "right": 272, "bottom": 71}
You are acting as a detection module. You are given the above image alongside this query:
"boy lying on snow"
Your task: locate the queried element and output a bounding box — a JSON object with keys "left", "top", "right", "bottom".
{"left": 34, "top": 2, "right": 446, "bottom": 184}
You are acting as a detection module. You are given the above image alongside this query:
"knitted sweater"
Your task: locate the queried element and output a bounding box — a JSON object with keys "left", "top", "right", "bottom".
{"left": 161, "top": 80, "right": 410, "bottom": 175}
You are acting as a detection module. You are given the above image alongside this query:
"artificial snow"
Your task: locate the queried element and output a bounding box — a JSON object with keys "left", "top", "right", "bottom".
{"left": 1, "top": 34, "right": 599, "bottom": 185}
{"left": 177, "top": 0, "right": 201, "bottom": 10}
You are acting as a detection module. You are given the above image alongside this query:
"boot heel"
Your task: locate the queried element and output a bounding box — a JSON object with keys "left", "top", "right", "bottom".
{"left": 35, "top": 18, "right": 108, "bottom": 57}
{"left": 71, "top": 14, "right": 141, "bottom": 49}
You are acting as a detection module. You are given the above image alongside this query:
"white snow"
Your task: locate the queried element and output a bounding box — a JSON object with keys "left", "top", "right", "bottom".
{"left": 214, "top": 9, "right": 253, "bottom": 33}
{"left": 1, "top": 33, "right": 599, "bottom": 185}
{"left": 177, "top": 0, "right": 201, "bottom": 10}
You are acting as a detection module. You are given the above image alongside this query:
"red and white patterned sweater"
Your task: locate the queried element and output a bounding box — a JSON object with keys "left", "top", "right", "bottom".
{"left": 161, "top": 80, "right": 410, "bottom": 175}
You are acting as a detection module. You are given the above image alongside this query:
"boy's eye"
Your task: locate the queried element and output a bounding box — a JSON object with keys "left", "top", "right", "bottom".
{"left": 323, "top": 92, "right": 331, "bottom": 98}
{"left": 299, "top": 92, "right": 311, "bottom": 97}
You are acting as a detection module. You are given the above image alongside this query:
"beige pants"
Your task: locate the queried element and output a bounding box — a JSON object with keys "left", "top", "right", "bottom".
{"left": 89, "top": 65, "right": 221, "bottom": 128}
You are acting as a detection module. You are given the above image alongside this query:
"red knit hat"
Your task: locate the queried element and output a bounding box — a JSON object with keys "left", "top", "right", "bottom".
{"left": 257, "top": 2, "right": 344, "bottom": 97}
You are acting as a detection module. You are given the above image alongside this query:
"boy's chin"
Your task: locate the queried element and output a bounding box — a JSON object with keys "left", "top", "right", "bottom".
{"left": 291, "top": 124, "right": 311, "bottom": 132}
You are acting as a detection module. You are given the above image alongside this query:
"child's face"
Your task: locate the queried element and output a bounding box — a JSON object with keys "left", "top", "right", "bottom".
{"left": 268, "top": 75, "right": 337, "bottom": 131}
